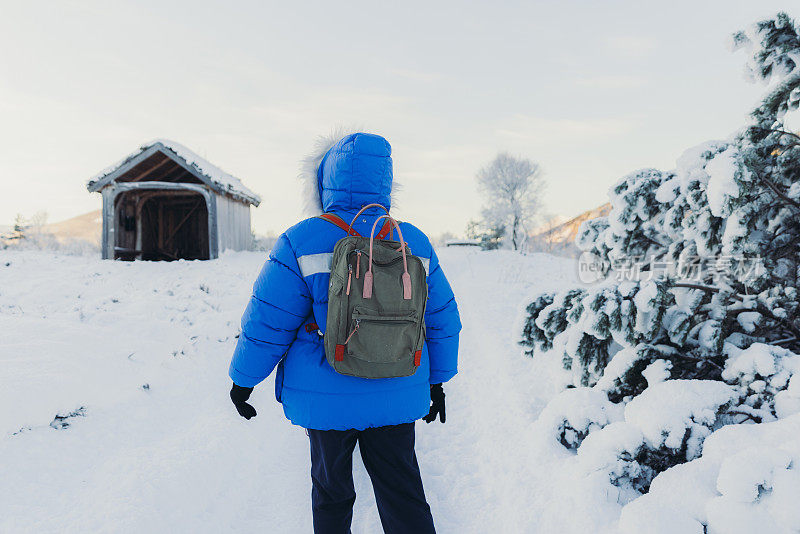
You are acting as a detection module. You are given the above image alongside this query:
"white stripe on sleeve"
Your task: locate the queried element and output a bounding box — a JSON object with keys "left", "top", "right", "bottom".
{"left": 297, "top": 252, "right": 333, "bottom": 278}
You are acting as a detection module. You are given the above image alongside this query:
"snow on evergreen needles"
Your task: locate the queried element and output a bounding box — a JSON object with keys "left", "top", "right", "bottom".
{"left": 520, "top": 12, "right": 800, "bottom": 534}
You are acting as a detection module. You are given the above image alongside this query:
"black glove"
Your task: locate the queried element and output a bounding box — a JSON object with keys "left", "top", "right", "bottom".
{"left": 422, "top": 383, "right": 445, "bottom": 424}
{"left": 230, "top": 383, "right": 257, "bottom": 419}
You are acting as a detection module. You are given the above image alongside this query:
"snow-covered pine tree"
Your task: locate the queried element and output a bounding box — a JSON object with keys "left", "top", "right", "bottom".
{"left": 12, "top": 214, "right": 27, "bottom": 241}
{"left": 522, "top": 12, "right": 800, "bottom": 385}
{"left": 520, "top": 12, "right": 800, "bottom": 495}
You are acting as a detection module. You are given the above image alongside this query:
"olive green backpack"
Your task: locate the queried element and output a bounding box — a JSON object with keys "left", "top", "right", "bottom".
{"left": 319, "top": 204, "right": 428, "bottom": 379}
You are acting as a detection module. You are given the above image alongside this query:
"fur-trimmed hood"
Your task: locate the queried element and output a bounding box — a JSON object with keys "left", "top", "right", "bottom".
{"left": 299, "top": 130, "right": 398, "bottom": 215}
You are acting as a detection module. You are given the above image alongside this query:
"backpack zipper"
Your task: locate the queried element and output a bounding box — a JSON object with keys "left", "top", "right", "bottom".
{"left": 344, "top": 319, "right": 360, "bottom": 344}
{"left": 349, "top": 248, "right": 405, "bottom": 268}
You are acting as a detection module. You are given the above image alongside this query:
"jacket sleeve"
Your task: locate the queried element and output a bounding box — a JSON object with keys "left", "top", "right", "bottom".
{"left": 229, "top": 233, "right": 312, "bottom": 388}
{"left": 424, "top": 248, "right": 461, "bottom": 384}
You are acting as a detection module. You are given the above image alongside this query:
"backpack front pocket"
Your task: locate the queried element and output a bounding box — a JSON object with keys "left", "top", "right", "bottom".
{"left": 347, "top": 308, "right": 418, "bottom": 364}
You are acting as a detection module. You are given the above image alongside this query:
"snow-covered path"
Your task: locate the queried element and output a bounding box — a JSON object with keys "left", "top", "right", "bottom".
{"left": 413, "top": 251, "right": 575, "bottom": 533}
{"left": 0, "top": 249, "right": 575, "bottom": 533}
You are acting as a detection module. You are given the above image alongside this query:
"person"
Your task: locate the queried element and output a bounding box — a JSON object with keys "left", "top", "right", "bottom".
{"left": 227, "top": 131, "right": 461, "bottom": 534}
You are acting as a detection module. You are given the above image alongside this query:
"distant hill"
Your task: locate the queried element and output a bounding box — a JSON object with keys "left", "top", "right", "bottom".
{"left": 43, "top": 210, "right": 102, "bottom": 245}
{"left": 530, "top": 215, "right": 570, "bottom": 235}
{"left": 530, "top": 203, "right": 611, "bottom": 256}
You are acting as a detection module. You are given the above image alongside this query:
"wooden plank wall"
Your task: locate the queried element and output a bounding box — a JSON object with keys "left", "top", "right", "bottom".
{"left": 215, "top": 194, "right": 252, "bottom": 252}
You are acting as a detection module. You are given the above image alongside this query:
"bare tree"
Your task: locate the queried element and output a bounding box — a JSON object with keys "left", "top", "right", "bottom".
{"left": 528, "top": 213, "right": 563, "bottom": 253}
{"left": 476, "top": 153, "right": 544, "bottom": 251}
{"left": 28, "top": 210, "right": 48, "bottom": 239}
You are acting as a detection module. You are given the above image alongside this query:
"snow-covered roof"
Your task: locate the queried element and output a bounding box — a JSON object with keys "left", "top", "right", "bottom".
{"left": 87, "top": 139, "right": 261, "bottom": 206}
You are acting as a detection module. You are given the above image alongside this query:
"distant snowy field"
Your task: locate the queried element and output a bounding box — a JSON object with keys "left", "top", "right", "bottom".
{"left": 2, "top": 249, "right": 797, "bottom": 533}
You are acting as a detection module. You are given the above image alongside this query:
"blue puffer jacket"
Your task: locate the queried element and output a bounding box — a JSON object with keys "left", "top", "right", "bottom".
{"left": 229, "top": 132, "right": 461, "bottom": 430}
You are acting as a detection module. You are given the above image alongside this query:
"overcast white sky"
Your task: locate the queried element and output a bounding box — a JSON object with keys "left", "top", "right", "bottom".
{"left": 0, "top": 1, "right": 795, "bottom": 236}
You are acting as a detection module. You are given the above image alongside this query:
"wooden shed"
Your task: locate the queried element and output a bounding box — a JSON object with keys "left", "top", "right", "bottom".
{"left": 87, "top": 140, "right": 261, "bottom": 260}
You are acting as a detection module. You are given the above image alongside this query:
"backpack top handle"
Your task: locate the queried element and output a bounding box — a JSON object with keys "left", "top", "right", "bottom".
{"left": 347, "top": 203, "right": 390, "bottom": 235}
{"left": 363, "top": 215, "right": 411, "bottom": 300}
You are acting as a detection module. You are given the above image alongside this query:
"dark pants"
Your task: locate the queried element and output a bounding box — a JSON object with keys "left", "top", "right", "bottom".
{"left": 308, "top": 422, "right": 435, "bottom": 534}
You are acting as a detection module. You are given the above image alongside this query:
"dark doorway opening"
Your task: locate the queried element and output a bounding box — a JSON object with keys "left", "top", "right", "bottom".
{"left": 114, "top": 190, "right": 209, "bottom": 261}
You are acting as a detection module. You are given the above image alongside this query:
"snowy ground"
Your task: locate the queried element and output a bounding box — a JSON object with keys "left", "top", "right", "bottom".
{"left": 0, "top": 248, "right": 577, "bottom": 533}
